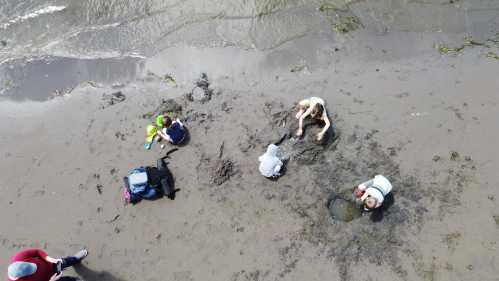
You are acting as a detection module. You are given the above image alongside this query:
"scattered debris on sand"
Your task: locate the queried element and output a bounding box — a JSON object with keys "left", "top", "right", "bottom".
{"left": 102, "top": 91, "right": 126, "bottom": 107}
{"left": 143, "top": 98, "right": 183, "bottom": 119}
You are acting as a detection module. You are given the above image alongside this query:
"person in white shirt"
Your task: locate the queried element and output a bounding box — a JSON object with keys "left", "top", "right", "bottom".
{"left": 295, "top": 97, "right": 331, "bottom": 141}
{"left": 354, "top": 175, "right": 393, "bottom": 211}
{"left": 258, "top": 144, "right": 285, "bottom": 178}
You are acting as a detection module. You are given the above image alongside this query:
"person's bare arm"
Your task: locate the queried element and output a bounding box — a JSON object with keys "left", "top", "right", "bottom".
{"left": 297, "top": 107, "right": 312, "bottom": 136}
{"left": 49, "top": 272, "right": 62, "bottom": 281}
{"left": 45, "top": 256, "right": 62, "bottom": 264}
{"left": 317, "top": 112, "right": 331, "bottom": 140}
{"left": 157, "top": 130, "right": 172, "bottom": 143}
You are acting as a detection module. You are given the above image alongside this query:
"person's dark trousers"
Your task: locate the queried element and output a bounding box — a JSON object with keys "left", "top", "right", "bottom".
{"left": 61, "top": 256, "right": 81, "bottom": 270}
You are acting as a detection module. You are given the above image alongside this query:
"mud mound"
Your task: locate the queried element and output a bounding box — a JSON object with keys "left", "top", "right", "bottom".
{"left": 143, "top": 98, "right": 183, "bottom": 119}
{"left": 211, "top": 159, "right": 236, "bottom": 185}
{"left": 186, "top": 73, "right": 214, "bottom": 103}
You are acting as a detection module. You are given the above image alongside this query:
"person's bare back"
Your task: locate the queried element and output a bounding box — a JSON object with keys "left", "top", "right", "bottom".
{"left": 295, "top": 97, "right": 331, "bottom": 141}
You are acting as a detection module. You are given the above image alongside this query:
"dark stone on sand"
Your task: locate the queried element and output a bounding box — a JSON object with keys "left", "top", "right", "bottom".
{"left": 493, "top": 215, "right": 499, "bottom": 227}
{"left": 450, "top": 151, "right": 460, "bottom": 161}
{"left": 102, "top": 91, "right": 125, "bottom": 106}
{"left": 432, "top": 155, "right": 440, "bottom": 162}
{"left": 96, "top": 184, "right": 103, "bottom": 195}
{"left": 387, "top": 147, "right": 397, "bottom": 156}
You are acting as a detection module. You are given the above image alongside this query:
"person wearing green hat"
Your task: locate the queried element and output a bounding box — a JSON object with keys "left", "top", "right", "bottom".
{"left": 7, "top": 248, "right": 88, "bottom": 281}
{"left": 155, "top": 113, "right": 186, "bottom": 145}
{"left": 144, "top": 113, "right": 186, "bottom": 149}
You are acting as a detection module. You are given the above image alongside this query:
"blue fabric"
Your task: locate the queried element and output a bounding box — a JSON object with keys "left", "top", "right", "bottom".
{"left": 8, "top": 262, "right": 37, "bottom": 279}
{"left": 166, "top": 122, "right": 185, "bottom": 145}
{"left": 141, "top": 187, "right": 158, "bottom": 199}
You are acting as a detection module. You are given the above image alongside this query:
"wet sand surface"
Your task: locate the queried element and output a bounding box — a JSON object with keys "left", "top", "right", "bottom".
{"left": 1, "top": 38, "right": 498, "bottom": 280}
{"left": 1, "top": 1, "right": 499, "bottom": 280}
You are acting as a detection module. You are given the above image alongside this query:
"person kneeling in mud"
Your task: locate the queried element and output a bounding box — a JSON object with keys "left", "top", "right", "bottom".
{"left": 258, "top": 144, "right": 287, "bottom": 178}
{"left": 156, "top": 114, "right": 186, "bottom": 145}
{"left": 353, "top": 175, "right": 393, "bottom": 211}
{"left": 295, "top": 97, "right": 331, "bottom": 141}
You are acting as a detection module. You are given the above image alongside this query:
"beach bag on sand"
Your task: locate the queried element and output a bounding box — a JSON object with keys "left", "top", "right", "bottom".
{"left": 123, "top": 167, "right": 158, "bottom": 204}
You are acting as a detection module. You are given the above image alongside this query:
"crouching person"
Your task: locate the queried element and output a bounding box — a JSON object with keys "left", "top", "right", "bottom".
{"left": 354, "top": 175, "right": 393, "bottom": 211}
{"left": 156, "top": 115, "right": 186, "bottom": 145}
{"left": 258, "top": 144, "right": 287, "bottom": 179}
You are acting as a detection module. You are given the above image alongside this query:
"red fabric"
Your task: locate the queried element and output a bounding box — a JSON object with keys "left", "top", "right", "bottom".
{"left": 8, "top": 249, "right": 54, "bottom": 281}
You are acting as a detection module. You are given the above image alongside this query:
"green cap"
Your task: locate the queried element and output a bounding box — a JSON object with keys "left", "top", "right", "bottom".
{"left": 156, "top": 115, "right": 165, "bottom": 128}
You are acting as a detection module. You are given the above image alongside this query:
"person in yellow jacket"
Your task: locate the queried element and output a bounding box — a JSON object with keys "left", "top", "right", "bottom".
{"left": 144, "top": 113, "right": 186, "bottom": 149}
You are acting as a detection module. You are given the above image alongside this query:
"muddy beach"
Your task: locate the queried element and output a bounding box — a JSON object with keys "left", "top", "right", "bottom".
{"left": 1, "top": 42, "right": 499, "bottom": 280}
{"left": 1, "top": 1, "right": 499, "bottom": 281}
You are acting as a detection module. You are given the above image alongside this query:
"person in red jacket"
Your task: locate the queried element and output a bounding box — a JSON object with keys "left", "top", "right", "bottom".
{"left": 7, "top": 248, "right": 88, "bottom": 281}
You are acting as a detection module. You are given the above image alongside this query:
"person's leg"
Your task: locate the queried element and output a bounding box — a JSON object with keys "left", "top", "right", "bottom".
{"left": 61, "top": 249, "right": 88, "bottom": 270}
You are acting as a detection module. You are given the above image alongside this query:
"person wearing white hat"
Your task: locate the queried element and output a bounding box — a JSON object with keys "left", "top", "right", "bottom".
{"left": 354, "top": 175, "right": 393, "bottom": 211}
{"left": 7, "top": 248, "right": 88, "bottom": 281}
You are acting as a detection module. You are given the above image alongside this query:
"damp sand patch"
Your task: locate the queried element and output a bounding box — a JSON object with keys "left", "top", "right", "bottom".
{"left": 0, "top": 56, "right": 144, "bottom": 101}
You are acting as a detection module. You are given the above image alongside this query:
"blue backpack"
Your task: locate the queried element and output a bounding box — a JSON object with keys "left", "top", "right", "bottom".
{"left": 123, "top": 167, "right": 158, "bottom": 204}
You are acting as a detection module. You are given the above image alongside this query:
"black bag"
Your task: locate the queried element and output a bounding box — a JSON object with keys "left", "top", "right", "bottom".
{"left": 156, "top": 158, "right": 175, "bottom": 198}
